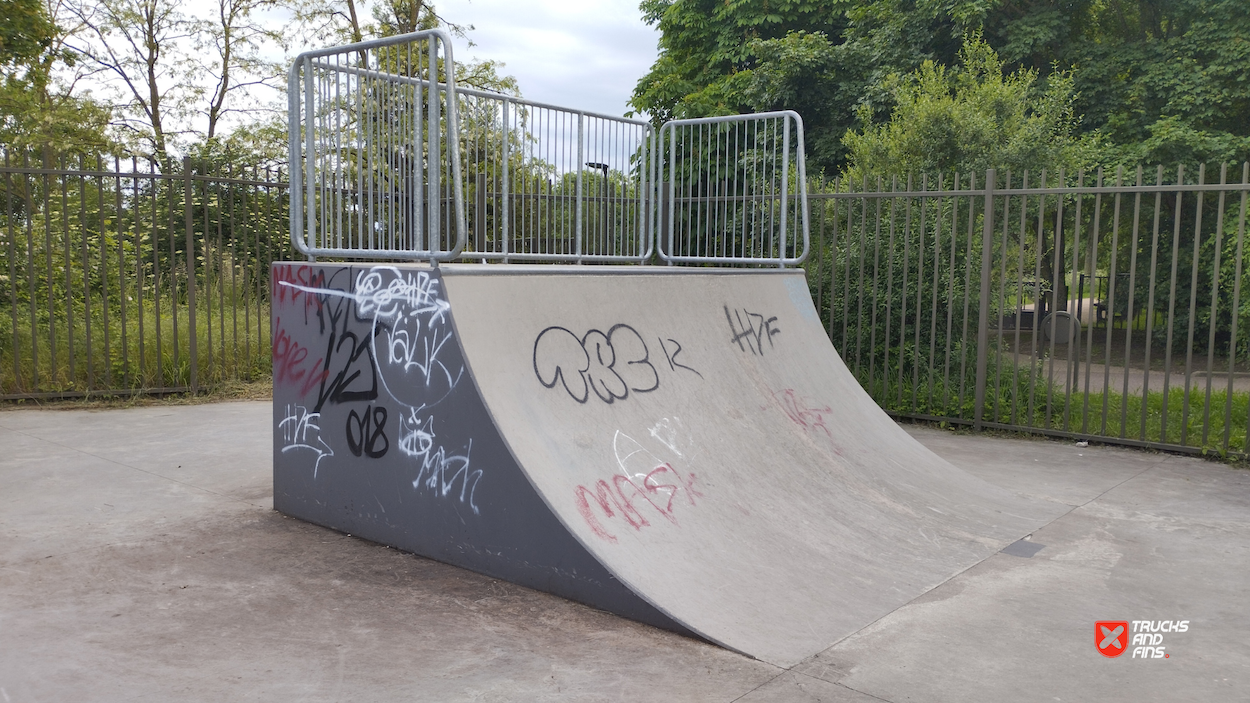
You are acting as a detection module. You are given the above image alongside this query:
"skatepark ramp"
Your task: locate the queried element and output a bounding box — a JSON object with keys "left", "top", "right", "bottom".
{"left": 276, "top": 32, "right": 1052, "bottom": 667}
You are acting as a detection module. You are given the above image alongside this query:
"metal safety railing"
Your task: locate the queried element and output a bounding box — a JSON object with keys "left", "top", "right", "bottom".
{"left": 658, "top": 111, "right": 809, "bottom": 267}
{"left": 456, "top": 87, "right": 654, "bottom": 263}
{"left": 288, "top": 33, "right": 807, "bottom": 267}
{"left": 288, "top": 29, "right": 466, "bottom": 261}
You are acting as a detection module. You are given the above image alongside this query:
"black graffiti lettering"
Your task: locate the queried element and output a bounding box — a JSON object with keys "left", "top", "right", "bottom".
{"left": 534, "top": 326, "right": 593, "bottom": 403}
{"left": 725, "top": 305, "right": 780, "bottom": 355}
{"left": 658, "top": 337, "right": 703, "bottom": 378}
{"left": 313, "top": 287, "right": 380, "bottom": 412}
{"left": 347, "top": 405, "right": 389, "bottom": 458}
{"left": 534, "top": 323, "right": 672, "bottom": 404}
{"left": 608, "top": 324, "right": 660, "bottom": 395}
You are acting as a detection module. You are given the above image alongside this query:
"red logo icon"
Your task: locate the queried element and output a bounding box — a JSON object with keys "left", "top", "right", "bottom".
{"left": 1097, "top": 621, "right": 1129, "bottom": 658}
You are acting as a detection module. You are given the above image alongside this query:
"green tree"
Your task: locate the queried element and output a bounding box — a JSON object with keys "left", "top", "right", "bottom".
{"left": 841, "top": 35, "right": 1087, "bottom": 179}
{"left": 633, "top": 0, "right": 1250, "bottom": 172}
{"left": 629, "top": 0, "right": 848, "bottom": 124}
{"left": 0, "top": 0, "right": 111, "bottom": 158}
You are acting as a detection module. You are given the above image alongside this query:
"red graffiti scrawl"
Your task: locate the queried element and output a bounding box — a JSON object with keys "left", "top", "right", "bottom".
{"left": 271, "top": 264, "right": 326, "bottom": 312}
{"left": 575, "top": 458, "right": 703, "bottom": 544}
{"left": 770, "top": 388, "right": 845, "bottom": 456}
{"left": 272, "top": 318, "right": 328, "bottom": 397}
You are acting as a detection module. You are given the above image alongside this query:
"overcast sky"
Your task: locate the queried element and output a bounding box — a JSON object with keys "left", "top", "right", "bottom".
{"left": 170, "top": 0, "right": 661, "bottom": 134}
{"left": 435, "top": 0, "right": 660, "bottom": 117}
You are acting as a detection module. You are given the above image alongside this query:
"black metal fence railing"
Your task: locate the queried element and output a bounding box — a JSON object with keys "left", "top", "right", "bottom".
{"left": 807, "top": 164, "right": 1250, "bottom": 456}
{"left": 0, "top": 154, "right": 288, "bottom": 399}
{"left": 7, "top": 154, "right": 1250, "bottom": 459}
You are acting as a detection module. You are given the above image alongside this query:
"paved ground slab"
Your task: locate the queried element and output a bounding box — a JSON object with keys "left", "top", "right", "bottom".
{"left": 2, "top": 402, "right": 1248, "bottom": 701}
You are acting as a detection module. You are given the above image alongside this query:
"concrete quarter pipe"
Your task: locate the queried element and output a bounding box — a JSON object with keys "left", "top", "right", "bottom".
{"left": 271, "top": 262, "right": 1052, "bottom": 667}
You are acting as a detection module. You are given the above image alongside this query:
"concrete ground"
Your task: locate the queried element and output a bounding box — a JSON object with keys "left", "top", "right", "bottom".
{"left": 1, "top": 402, "right": 1247, "bottom": 702}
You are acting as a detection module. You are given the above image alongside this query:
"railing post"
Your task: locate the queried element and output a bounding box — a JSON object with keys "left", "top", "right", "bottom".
{"left": 475, "top": 172, "right": 486, "bottom": 254}
{"left": 973, "top": 168, "right": 995, "bottom": 430}
{"left": 183, "top": 156, "right": 198, "bottom": 394}
{"left": 575, "top": 112, "right": 584, "bottom": 263}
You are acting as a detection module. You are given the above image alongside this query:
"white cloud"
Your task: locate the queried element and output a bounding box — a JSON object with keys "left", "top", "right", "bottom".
{"left": 438, "top": 0, "right": 660, "bottom": 117}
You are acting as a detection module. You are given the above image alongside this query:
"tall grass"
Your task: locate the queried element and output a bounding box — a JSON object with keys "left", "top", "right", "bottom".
{"left": 0, "top": 298, "right": 270, "bottom": 396}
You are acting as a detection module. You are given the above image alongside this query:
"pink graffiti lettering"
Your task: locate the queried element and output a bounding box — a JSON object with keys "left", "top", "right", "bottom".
{"left": 771, "top": 388, "right": 845, "bottom": 455}
{"left": 271, "top": 264, "right": 325, "bottom": 312}
{"left": 575, "top": 462, "right": 702, "bottom": 543}
{"left": 273, "top": 318, "right": 328, "bottom": 397}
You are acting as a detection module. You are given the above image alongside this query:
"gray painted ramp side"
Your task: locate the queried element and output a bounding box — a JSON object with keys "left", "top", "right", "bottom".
{"left": 441, "top": 267, "right": 1060, "bottom": 667}
{"left": 269, "top": 263, "right": 693, "bottom": 635}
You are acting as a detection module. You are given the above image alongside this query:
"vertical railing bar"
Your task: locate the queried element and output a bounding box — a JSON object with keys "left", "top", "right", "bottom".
{"left": 1026, "top": 170, "right": 1047, "bottom": 428}
{"left": 500, "top": 99, "right": 510, "bottom": 260}
{"left": 814, "top": 183, "right": 825, "bottom": 340}
{"left": 62, "top": 156, "right": 75, "bottom": 386}
{"left": 94, "top": 156, "right": 110, "bottom": 387}
{"left": 831, "top": 180, "right": 842, "bottom": 349}
{"left": 1101, "top": 167, "right": 1123, "bottom": 435}
{"left": 898, "top": 174, "right": 914, "bottom": 408}
{"left": 23, "top": 154, "right": 38, "bottom": 389}
{"left": 868, "top": 177, "right": 883, "bottom": 398}
{"left": 1202, "top": 164, "right": 1227, "bottom": 448}
{"left": 115, "top": 156, "right": 130, "bottom": 384}
{"left": 169, "top": 165, "right": 180, "bottom": 387}
{"left": 42, "top": 154, "right": 55, "bottom": 387}
{"left": 1011, "top": 175, "right": 1027, "bottom": 425}
{"left": 1081, "top": 168, "right": 1100, "bottom": 432}
{"left": 5, "top": 155, "right": 18, "bottom": 390}
{"left": 995, "top": 171, "right": 1014, "bottom": 425}
{"left": 1232, "top": 161, "right": 1250, "bottom": 453}
{"left": 882, "top": 176, "right": 899, "bottom": 402}
{"left": 942, "top": 173, "right": 960, "bottom": 414}
{"left": 151, "top": 161, "right": 163, "bottom": 389}
{"left": 928, "top": 174, "right": 943, "bottom": 409}
{"left": 841, "top": 179, "right": 853, "bottom": 366}
{"left": 1180, "top": 164, "right": 1206, "bottom": 446}
{"left": 1064, "top": 170, "right": 1084, "bottom": 433}
{"left": 914, "top": 174, "right": 928, "bottom": 409}
{"left": 780, "top": 116, "right": 790, "bottom": 267}
{"left": 132, "top": 158, "right": 145, "bottom": 386}
{"left": 1140, "top": 166, "right": 1165, "bottom": 441}
{"left": 1160, "top": 166, "right": 1185, "bottom": 444}
{"left": 974, "top": 169, "right": 995, "bottom": 430}
{"left": 1119, "top": 166, "right": 1144, "bottom": 437}
{"left": 229, "top": 166, "right": 240, "bottom": 379}
{"left": 855, "top": 175, "right": 867, "bottom": 377}
{"left": 214, "top": 174, "right": 223, "bottom": 377}
{"left": 427, "top": 37, "right": 440, "bottom": 258}
{"left": 958, "top": 172, "right": 977, "bottom": 418}
{"left": 184, "top": 157, "right": 198, "bottom": 394}
{"left": 263, "top": 166, "right": 275, "bottom": 358}
{"left": 241, "top": 166, "right": 252, "bottom": 378}
{"left": 1044, "top": 169, "right": 1067, "bottom": 429}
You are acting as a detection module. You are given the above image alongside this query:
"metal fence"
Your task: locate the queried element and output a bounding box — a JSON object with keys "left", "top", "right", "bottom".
{"left": 457, "top": 87, "right": 654, "bottom": 262}
{"left": 658, "top": 111, "right": 808, "bottom": 266}
{"left": 0, "top": 153, "right": 288, "bottom": 399}
{"left": 289, "top": 32, "right": 807, "bottom": 267}
{"left": 288, "top": 30, "right": 465, "bottom": 260}
{"left": 809, "top": 165, "right": 1250, "bottom": 456}
{"left": 7, "top": 152, "right": 1250, "bottom": 460}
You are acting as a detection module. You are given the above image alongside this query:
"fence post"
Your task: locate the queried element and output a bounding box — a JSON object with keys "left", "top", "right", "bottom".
{"left": 475, "top": 172, "right": 486, "bottom": 254}
{"left": 973, "top": 169, "right": 995, "bottom": 430}
{"left": 183, "top": 156, "right": 198, "bottom": 394}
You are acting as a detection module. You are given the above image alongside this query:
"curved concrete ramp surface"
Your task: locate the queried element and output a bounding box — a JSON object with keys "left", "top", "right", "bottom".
{"left": 271, "top": 263, "right": 1052, "bottom": 667}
